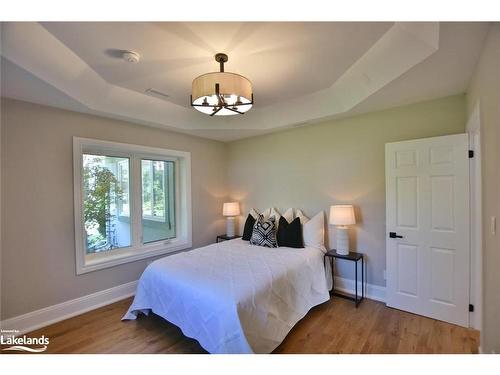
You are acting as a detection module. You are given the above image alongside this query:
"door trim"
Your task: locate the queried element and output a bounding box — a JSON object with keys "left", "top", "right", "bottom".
{"left": 466, "top": 100, "right": 482, "bottom": 331}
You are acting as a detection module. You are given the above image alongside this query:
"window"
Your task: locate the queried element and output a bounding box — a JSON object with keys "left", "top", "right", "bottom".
{"left": 74, "top": 137, "right": 192, "bottom": 274}
{"left": 141, "top": 160, "right": 176, "bottom": 244}
{"left": 83, "top": 154, "right": 131, "bottom": 253}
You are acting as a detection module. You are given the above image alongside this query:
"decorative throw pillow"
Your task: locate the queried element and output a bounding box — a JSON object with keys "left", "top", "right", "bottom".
{"left": 296, "top": 210, "right": 326, "bottom": 252}
{"left": 277, "top": 216, "right": 304, "bottom": 248}
{"left": 242, "top": 214, "right": 256, "bottom": 241}
{"left": 250, "top": 215, "right": 278, "bottom": 248}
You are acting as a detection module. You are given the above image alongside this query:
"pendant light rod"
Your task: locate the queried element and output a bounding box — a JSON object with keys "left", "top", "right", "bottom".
{"left": 215, "top": 53, "right": 228, "bottom": 73}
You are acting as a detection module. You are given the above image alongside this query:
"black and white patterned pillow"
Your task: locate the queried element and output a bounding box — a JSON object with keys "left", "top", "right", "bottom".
{"left": 250, "top": 215, "right": 278, "bottom": 248}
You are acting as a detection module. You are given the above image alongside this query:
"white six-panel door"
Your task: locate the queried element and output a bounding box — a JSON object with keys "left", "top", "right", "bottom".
{"left": 385, "top": 134, "right": 470, "bottom": 327}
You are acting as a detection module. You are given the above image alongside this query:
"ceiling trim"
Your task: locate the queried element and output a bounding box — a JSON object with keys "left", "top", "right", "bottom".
{"left": 1, "top": 22, "right": 442, "bottom": 133}
{"left": 230, "top": 22, "right": 440, "bottom": 130}
{"left": 2, "top": 22, "right": 207, "bottom": 129}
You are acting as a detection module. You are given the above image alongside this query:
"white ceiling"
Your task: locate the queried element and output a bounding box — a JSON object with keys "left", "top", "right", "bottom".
{"left": 1, "top": 22, "right": 490, "bottom": 141}
{"left": 40, "top": 22, "right": 393, "bottom": 108}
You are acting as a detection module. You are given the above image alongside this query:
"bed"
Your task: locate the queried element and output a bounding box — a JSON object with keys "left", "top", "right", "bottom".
{"left": 122, "top": 238, "right": 330, "bottom": 353}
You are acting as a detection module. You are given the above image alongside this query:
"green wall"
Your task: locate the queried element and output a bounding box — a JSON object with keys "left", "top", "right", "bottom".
{"left": 227, "top": 94, "right": 466, "bottom": 286}
{"left": 466, "top": 24, "right": 500, "bottom": 354}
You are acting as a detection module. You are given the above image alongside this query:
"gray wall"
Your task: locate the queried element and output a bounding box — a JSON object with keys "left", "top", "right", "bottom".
{"left": 227, "top": 95, "right": 466, "bottom": 286}
{"left": 466, "top": 24, "right": 500, "bottom": 354}
{"left": 1, "top": 99, "right": 228, "bottom": 319}
{"left": 0, "top": 94, "right": 468, "bottom": 322}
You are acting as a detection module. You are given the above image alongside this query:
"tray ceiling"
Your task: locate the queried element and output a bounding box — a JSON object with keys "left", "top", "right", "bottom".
{"left": 1, "top": 22, "right": 490, "bottom": 141}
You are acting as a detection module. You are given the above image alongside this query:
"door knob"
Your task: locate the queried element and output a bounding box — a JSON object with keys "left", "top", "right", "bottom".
{"left": 389, "top": 232, "right": 403, "bottom": 239}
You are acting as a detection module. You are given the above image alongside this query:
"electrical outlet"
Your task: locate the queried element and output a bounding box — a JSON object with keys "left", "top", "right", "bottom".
{"left": 383, "top": 270, "right": 387, "bottom": 280}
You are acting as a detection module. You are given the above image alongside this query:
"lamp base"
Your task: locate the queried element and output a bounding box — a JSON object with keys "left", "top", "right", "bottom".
{"left": 226, "top": 217, "right": 236, "bottom": 237}
{"left": 336, "top": 227, "right": 350, "bottom": 255}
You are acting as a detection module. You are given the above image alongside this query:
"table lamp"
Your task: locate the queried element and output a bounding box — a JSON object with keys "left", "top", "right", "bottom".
{"left": 329, "top": 205, "right": 356, "bottom": 255}
{"left": 223, "top": 202, "right": 240, "bottom": 237}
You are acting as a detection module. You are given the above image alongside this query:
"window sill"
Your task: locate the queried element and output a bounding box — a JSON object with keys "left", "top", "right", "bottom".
{"left": 76, "top": 238, "right": 192, "bottom": 275}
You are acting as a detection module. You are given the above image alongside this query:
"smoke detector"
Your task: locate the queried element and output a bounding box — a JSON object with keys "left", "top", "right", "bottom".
{"left": 122, "top": 50, "right": 140, "bottom": 63}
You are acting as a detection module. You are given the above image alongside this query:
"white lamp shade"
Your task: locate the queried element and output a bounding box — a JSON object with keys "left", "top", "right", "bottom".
{"left": 223, "top": 202, "right": 240, "bottom": 217}
{"left": 329, "top": 205, "right": 356, "bottom": 226}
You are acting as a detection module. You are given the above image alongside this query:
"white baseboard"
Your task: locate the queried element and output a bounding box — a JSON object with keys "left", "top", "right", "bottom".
{"left": 478, "top": 346, "right": 496, "bottom": 354}
{"left": 1, "top": 280, "right": 138, "bottom": 335}
{"left": 333, "top": 276, "right": 386, "bottom": 303}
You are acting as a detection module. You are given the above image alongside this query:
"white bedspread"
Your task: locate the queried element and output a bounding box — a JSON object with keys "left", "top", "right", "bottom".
{"left": 122, "top": 239, "right": 330, "bottom": 353}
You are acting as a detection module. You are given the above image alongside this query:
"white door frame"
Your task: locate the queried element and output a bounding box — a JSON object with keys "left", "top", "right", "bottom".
{"left": 466, "top": 101, "right": 483, "bottom": 331}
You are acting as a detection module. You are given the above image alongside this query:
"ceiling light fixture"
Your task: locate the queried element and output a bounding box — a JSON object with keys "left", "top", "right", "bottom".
{"left": 191, "top": 53, "right": 253, "bottom": 116}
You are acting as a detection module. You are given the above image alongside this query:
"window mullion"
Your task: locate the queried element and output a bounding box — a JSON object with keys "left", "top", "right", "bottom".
{"left": 131, "top": 155, "right": 143, "bottom": 247}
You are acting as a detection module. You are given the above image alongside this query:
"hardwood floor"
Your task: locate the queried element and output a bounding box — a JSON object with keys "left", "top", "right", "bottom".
{"left": 3, "top": 297, "right": 479, "bottom": 354}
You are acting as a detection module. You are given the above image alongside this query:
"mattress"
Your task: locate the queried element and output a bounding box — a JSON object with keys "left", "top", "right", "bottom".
{"left": 122, "top": 238, "right": 330, "bottom": 353}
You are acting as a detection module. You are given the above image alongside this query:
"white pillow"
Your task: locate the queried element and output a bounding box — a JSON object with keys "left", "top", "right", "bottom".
{"left": 249, "top": 207, "right": 278, "bottom": 222}
{"left": 269, "top": 207, "right": 281, "bottom": 226}
{"left": 296, "top": 209, "right": 308, "bottom": 224}
{"left": 248, "top": 208, "right": 260, "bottom": 219}
{"left": 296, "top": 210, "right": 326, "bottom": 252}
{"left": 249, "top": 207, "right": 293, "bottom": 226}
{"left": 262, "top": 207, "right": 272, "bottom": 220}
{"left": 282, "top": 208, "right": 294, "bottom": 223}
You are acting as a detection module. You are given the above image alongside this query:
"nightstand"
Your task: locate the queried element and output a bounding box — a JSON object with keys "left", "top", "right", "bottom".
{"left": 324, "top": 250, "right": 365, "bottom": 307}
{"left": 216, "top": 234, "right": 242, "bottom": 243}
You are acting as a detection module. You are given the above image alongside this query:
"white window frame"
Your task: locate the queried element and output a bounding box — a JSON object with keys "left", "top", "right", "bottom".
{"left": 117, "top": 159, "right": 130, "bottom": 217}
{"left": 73, "top": 137, "right": 192, "bottom": 275}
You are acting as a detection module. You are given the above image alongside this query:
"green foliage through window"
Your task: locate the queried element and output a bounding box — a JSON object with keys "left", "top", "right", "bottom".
{"left": 83, "top": 155, "right": 129, "bottom": 253}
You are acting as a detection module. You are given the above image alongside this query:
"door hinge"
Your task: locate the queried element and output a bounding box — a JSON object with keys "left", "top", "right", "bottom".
{"left": 469, "top": 150, "right": 474, "bottom": 158}
{"left": 469, "top": 304, "right": 474, "bottom": 312}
